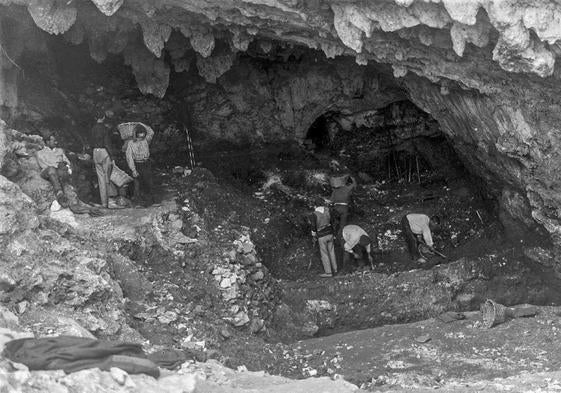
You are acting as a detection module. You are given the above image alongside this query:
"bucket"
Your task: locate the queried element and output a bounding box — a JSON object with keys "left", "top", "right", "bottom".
{"left": 330, "top": 174, "right": 348, "bottom": 188}
{"left": 480, "top": 299, "right": 507, "bottom": 328}
{"left": 110, "top": 164, "right": 133, "bottom": 187}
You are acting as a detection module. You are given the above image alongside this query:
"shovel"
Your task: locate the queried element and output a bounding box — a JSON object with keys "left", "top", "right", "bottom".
{"left": 419, "top": 244, "right": 447, "bottom": 260}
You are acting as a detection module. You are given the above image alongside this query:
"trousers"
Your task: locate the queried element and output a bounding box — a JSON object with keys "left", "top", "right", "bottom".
{"left": 93, "top": 148, "right": 117, "bottom": 207}
{"left": 318, "top": 234, "right": 337, "bottom": 274}
{"left": 401, "top": 215, "right": 420, "bottom": 259}
{"left": 134, "top": 160, "right": 154, "bottom": 203}
{"left": 40, "top": 166, "right": 70, "bottom": 194}
{"left": 332, "top": 204, "right": 349, "bottom": 239}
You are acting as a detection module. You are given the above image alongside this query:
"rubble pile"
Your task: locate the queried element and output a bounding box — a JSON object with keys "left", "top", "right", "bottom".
{"left": 176, "top": 170, "right": 280, "bottom": 334}
{"left": 212, "top": 234, "right": 273, "bottom": 333}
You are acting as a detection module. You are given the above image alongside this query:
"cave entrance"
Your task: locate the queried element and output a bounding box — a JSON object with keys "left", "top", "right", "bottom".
{"left": 304, "top": 111, "right": 339, "bottom": 152}
{"left": 328, "top": 100, "right": 467, "bottom": 184}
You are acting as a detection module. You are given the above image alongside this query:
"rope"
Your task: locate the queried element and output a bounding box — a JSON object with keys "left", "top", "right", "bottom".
{"left": 184, "top": 126, "right": 196, "bottom": 169}
{"left": 0, "top": 41, "right": 24, "bottom": 78}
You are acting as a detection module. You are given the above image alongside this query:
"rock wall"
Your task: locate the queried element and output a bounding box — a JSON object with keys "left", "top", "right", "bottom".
{"left": 175, "top": 54, "right": 403, "bottom": 143}
{"left": 3, "top": 0, "right": 561, "bottom": 250}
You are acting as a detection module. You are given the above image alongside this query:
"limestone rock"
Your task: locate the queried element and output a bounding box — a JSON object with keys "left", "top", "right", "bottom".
{"left": 141, "top": 20, "right": 172, "bottom": 58}
{"left": 0, "top": 175, "right": 38, "bottom": 236}
{"left": 90, "top": 0, "right": 123, "bottom": 16}
{"left": 27, "top": 0, "right": 77, "bottom": 35}
{"left": 196, "top": 51, "right": 236, "bottom": 84}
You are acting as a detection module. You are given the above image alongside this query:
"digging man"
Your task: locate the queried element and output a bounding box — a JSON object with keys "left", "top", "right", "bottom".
{"left": 342, "top": 224, "right": 374, "bottom": 271}
{"left": 310, "top": 204, "right": 338, "bottom": 278}
{"left": 401, "top": 213, "right": 441, "bottom": 263}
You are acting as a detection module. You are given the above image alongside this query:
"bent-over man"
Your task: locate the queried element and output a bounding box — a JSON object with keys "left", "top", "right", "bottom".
{"left": 401, "top": 213, "right": 440, "bottom": 263}
{"left": 342, "top": 224, "right": 374, "bottom": 270}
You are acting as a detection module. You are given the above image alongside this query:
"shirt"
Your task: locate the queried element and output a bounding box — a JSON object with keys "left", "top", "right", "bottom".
{"left": 330, "top": 177, "right": 356, "bottom": 204}
{"left": 36, "top": 147, "right": 71, "bottom": 170}
{"left": 406, "top": 213, "right": 433, "bottom": 247}
{"left": 125, "top": 126, "right": 154, "bottom": 173}
{"left": 311, "top": 207, "right": 332, "bottom": 237}
{"left": 342, "top": 225, "right": 370, "bottom": 253}
{"left": 91, "top": 123, "right": 115, "bottom": 158}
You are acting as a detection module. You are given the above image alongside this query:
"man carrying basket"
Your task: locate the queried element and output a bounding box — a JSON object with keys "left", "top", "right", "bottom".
{"left": 125, "top": 123, "right": 155, "bottom": 206}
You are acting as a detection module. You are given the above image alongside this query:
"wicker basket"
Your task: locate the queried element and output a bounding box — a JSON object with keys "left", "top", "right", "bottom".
{"left": 110, "top": 164, "right": 133, "bottom": 187}
{"left": 480, "top": 299, "right": 507, "bottom": 328}
{"left": 117, "top": 122, "right": 151, "bottom": 140}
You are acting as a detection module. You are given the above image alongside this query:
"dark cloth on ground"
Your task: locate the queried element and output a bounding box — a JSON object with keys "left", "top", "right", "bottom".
{"left": 147, "top": 349, "right": 190, "bottom": 370}
{"left": 437, "top": 312, "right": 466, "bottom": 323}
{"left": 401, "top": 215, "right": 421, "bottom": 259}
{"left": 3, "top": 336, "right": 160, "bottom": 378}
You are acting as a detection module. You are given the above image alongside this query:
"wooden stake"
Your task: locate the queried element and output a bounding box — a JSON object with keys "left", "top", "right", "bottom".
{"left": 394, "top": 152, "right": 400, "bottom": 179}
{"left": 416, "top": 155, "right": 421, "bottom": 184}
{"left": 387, "top": 154, "right": 391, "bottom": 180}
{"left": 408, "top": 156, "right": 412, "bottom": 183}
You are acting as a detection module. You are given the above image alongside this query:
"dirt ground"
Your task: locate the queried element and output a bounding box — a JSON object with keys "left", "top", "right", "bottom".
{"left": 295, "top": 306, "right": 561, "bottom": 390}
{"left": 11, "top": 43, "right": 561, "bottom": 391}
{"left": 194, "top": 143, "right": 537, "bottom": 280}
{"left": 54, "top": 142, "right": 561, "bottom": 392}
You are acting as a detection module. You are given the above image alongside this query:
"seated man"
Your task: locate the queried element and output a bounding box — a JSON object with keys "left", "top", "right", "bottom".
{"left": 401, "top": 213, "right": 440, "bottom": 263}
{"left": 36, "top": 135, "right": 72, "bottom": 206}
{"left": 342, "top": 224, "right": 374, "bottom": 270}
{"left": 125, "top": 124, "right": 155, "bottom": 206}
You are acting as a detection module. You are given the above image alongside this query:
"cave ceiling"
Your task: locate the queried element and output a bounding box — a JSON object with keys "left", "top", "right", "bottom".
{"left": 2, "top": 0, "right": 561, "bottom": 98}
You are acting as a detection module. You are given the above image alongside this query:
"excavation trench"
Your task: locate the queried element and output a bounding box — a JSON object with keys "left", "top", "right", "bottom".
{"left": 3, "top": 21, "right": 561, "bottom": 374}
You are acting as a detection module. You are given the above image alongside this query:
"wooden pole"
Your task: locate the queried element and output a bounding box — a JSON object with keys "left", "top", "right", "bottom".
{"left": 394, "top": 152, "right": 400, "bottom": 179}
{"left": 416, "top": 155, "right": 421, "bottom": 184}
{"left": 387, "top": 154, "right": 391, "bottom": 180}
{"left": 408, "top": 155, "right": 412, "bottom": 183}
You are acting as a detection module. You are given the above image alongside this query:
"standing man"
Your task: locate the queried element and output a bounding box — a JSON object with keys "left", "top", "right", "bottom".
{"left": 310, "top": 205, "right": 337, "bottom": 278}
{"left": 329, "top": 173, "right": 357, "bottom": 238}
{"left": 342, "top": 224, "right": 374, "bottom": 271}
{"left": 91, "top": 111, "right": 117, "bottom": 208}
{"left": 126, "top": 124, "right": 155, "bottom": 206}
{"left": 401, "top": 213, "right": 440, "bottom": 263}
{"left": 36, "top": 134, "right": 72, "bottom": 206}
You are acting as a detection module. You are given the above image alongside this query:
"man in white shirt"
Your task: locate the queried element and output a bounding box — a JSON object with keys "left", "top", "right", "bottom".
{"left": 36, "top": 135, "right": 72, "bottom": 205}
{"left": 125, "top": 124, "right": 155, "bottom": 206}
{"left": 401, "top": 213, "right": 440, "bottom": 263}
{"left": 342, "top": 224, "right": 374, "bottom": 270}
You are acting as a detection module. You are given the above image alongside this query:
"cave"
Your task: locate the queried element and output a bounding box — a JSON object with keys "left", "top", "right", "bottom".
{"left": 2, "top": 1, "right": 561, "bottom": 391}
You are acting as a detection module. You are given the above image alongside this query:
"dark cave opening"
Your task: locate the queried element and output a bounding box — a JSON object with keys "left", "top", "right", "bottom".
{"left": 306, "top": 100, "right": 469, "bottom": 186}
{"left": 304, "top": 111, "right": 339, "bottom": 152}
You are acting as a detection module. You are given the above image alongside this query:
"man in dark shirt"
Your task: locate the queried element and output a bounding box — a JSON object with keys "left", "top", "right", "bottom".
{"left": 91, "top": 111, "right": 117, "bottom": 208}
{"left": 328, "top": 174, "right": 356, "bottom": 239}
